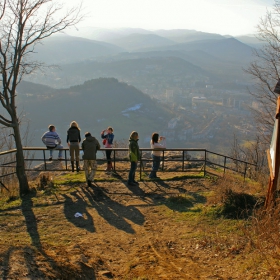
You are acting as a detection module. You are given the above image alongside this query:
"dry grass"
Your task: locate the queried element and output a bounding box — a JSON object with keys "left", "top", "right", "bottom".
{"left": 242, "top": 205, "right": 280, "bottom": 279}
{"left": 0, "top": 165, "right": 279, "bottom": 279}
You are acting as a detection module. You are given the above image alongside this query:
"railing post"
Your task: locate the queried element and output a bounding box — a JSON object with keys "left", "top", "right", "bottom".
{"left": 204, "top": 150, "right": 206, "bottom": 176}
{"left": 244, "top": 162, "right": 248, "bottom": 181}
{"left": 140, "top": 150, "right": 142, "bottom": 181}
{"left": 64, "top": 149, "right": 67, "bottom": 170}
{"left": 162, "top": 150, "right": 165, "bottom": 171}
{"left": 113, "top": 149, "right": 115, "bottom": 171}
{"left": 223, "top": 156, "right": 227, "bottom": 176}
{"left": 183, "top": 150, "right": 185, "bottom": 172}
{"left": 43, "top": 150, "right": 47, "bottom": 170}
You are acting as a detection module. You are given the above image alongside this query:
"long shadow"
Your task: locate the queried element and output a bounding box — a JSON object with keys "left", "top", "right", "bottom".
{"left": 149, "top": 179, "right": 170, "bottom": 191}
{"left": 2, "top": 247, "right": 15, "bottom": 280}
{"left": 62, "top": 192, "right": 95, "bottom": 232}
{"left": 125, "top": 182, "right": 146, "bottom": 197}
{"left": 21, "top": 192, "right": 42, "bottom": 247}
{"left": 17, "top": 191, "right": 96, "bottom": 279}
{"left": 82, "top": 184, "right": 145, "bottom": 234}
{"left": 141, "top": 181, "right": 207, "bottom": 213}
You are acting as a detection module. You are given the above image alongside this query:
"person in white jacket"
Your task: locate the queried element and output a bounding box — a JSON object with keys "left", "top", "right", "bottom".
{"left": 149, "top": 132, "right": 166, "bottom": 179}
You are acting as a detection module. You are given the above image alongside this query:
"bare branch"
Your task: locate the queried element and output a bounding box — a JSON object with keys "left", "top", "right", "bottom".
{"left": 0, "top": 0, "right": 6, "bottom": 19}
{"left": 0, "top": 0, "right": 84, "bottom": 195}
{"left": 245, "top": 1, "right": 280, "bottom": 145}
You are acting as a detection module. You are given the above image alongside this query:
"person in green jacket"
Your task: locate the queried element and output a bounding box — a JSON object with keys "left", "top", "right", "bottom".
{"left": 127, "top": 131, "right": 140, "bottom": 186}
{"left": 82, "top": 132, "right": 100, "bottom": 187}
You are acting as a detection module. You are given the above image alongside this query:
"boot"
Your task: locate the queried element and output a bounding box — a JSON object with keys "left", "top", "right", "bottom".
{"left": 149, "top": 171, "right": 156, "bottom": 178}
{"left": 76, "top": 161, "right": 80, "bottom": 172}
{"left": 109, "top": 162, "right": 113, "bottom": 171}
{"left": 105, "top": 163, "right": 110, "bottom": 171}
{"left": 71, "top": 161, "right": 75, "bottom": 172}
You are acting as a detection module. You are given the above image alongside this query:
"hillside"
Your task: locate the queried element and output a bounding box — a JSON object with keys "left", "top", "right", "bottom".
{"left": 17, "top": 78, "right": 174, "bottom": 146}
{"left": 65, "top": 27, "right": 153, "bottom": 42}
{"left": 0, "top": 166, "right": 276, "bottom": 279}
{"left": 23, "top": 56, "right": 212, "bottom": 89}
{"left": 66, "top": 27, "right": 227, "bottom": 44}
{"left": 153, "top": 29, "right": 226, "bottom": 43}
{"left": 31, "top": 35, "right": 124, "bottom": 64}
{"left": 106, "top": 33, "right": 176, "bottom": 51}
{"left": 109, "top": 49, "right": 245, "bottom": 79}
{"left": 144, "top": 38, "right": 254, "bottom": 64}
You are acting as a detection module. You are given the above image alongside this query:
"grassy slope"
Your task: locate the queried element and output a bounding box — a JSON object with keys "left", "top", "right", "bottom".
{"left": 0, "top": 169, "right": 277, "bottom": 279}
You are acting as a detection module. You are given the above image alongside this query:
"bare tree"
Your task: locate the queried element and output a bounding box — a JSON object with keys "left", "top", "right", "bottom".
{"left": 0, "top": 0, "right": 82, "bottom": 196}
{"left": 245, "top": 0, "right": 280, "bottom": 144}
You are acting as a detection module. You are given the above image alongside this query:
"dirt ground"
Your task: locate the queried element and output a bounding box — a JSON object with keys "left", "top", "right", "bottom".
{"left": 0, "top": 169, "right": 270, "bottom": 280}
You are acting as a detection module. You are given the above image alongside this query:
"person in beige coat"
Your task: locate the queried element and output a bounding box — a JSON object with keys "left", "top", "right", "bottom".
{"left": 81, "top": 132, "right": 100, "bottom": 187}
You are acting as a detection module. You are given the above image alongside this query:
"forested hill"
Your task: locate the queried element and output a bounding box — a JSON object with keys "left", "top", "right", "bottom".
{"left": 18, "top": 78, "right": 174, "bottom": 145}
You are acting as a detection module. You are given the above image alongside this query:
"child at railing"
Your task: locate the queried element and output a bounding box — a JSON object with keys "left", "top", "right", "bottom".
{"left": 149, "top": 132, "right": 166, "bottom": 179}
{"left": 101, "top": 126, "right": 114, "bottom": 172}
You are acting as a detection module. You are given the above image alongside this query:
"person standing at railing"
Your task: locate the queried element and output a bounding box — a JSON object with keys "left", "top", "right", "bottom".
{"left": 41, "top": 124, "right": 63, "bottom": 161}
{"left": 127, "top": 131, "right": 140, "bottom": 186}
{"left": 67, "top": 121, "right": 81, "bottom": 172}
{"left": 101, "top": 126, "right": 114, "bottom": 172}
{"left": 149, "top": 132, "right": 166, "bottom": 179}
{"left": 82, "top": 132, "right": 100, "bottom": 187}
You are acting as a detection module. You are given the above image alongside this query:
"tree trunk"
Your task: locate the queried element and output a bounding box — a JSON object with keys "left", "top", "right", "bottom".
{"left": 13, "top": 123, "right": 29, "bottom": 196}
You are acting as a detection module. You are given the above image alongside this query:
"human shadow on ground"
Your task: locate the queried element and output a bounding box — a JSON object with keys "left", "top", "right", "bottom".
{"left": 62, "top": 191, "right": 95, "bottom": 232}
{"left": 140, "top": 181, "right": 207, "bottom": 213}
{"left": 125, "top": 182, "right": 146, "bottom": 197}
{"left": 149, "top": 179, "right": 170, "bottom": 190}
{"left": 18, "top": 192, "right": 96, "bottom": 279}
{"left": 82, "top": 184, "right": 145, "bottom": 234}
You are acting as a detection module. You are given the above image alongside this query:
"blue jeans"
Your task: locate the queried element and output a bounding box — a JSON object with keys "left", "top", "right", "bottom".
{"left": 49, "top": 144, "right": 63, "bottom": 158}
{"left": 149, "top": 155, "right": 161, "bottom": 178}
{"left": 128, "top": 161, "right": 137, "bottom": 183}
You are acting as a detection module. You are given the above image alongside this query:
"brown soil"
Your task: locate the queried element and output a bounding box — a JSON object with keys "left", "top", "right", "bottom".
{"left": 0, "top": 170, "right": 269, "bottom": 279}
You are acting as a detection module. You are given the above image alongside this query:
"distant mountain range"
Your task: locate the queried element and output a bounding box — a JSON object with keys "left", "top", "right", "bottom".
{"left": 32, "top": 35, "right": 125, "bottom": 64}
{"left": 31, "top": 27, "right": 261, "bottom": 66}
{"left": 106, "top": 33, "right": 175, "bottom": 51}
{"left": 21, "top": 27, "right": 261, "bottom": 89}
{"left": 152, "top": 37, "right": 254, "bottom": 64}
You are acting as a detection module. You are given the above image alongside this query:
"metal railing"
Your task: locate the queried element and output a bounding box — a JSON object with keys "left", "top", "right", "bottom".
{"left": 0, "top": 147, "right": 258, "bottom": 182}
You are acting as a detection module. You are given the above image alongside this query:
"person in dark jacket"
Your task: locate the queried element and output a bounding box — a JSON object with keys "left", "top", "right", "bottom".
{"left": 127, "top": 131, "right": 140, "bottom": 186}
{"left": 82, "top": 132, "right": 100, "bottom": 187}
{"left": 67, "top": 121, "right": 81, "bottom": 172}
{"left": 101, "top": 126, "right": 114, "bottom": 171}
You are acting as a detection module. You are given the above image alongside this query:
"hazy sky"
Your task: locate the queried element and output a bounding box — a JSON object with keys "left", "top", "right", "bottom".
{"left": 67, "top": 0, "right": 274, "bottom": 36}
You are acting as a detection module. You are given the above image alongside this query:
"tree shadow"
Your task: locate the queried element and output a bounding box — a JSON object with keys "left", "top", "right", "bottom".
{"left": 82, "top": 184, "right": 145, "bottom": 234}
{"left": 1, "top": 245, "right": 96, "bottom": 279}
{"left": 18, "top": 192, "right": 96, "bottom": 279}
{"left": 21, "top": 192, "right": 42, "bottom": 248}
{"left": 62, "top": 191, "right": 95, "bottom": 232}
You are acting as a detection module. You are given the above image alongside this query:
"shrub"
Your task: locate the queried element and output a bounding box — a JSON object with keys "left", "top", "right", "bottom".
{"left": 221, "top": 188, "right": 259, "bottom": 219}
